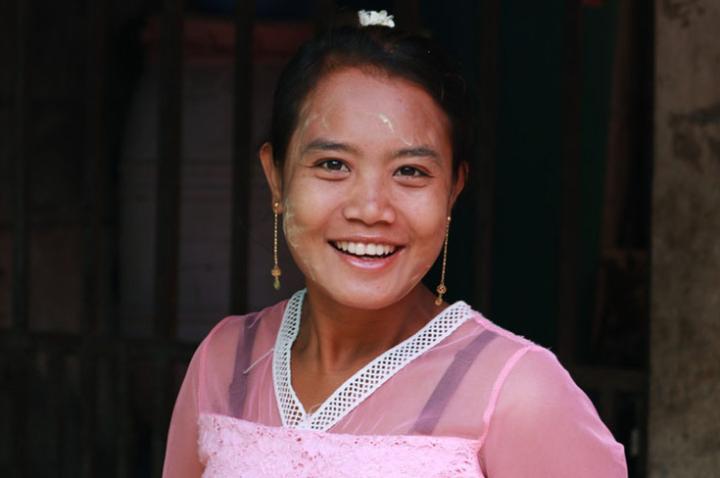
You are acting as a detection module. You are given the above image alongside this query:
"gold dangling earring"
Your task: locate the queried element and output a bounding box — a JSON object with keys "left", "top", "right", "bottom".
{"left": 435, "top": 216, "right": 451, "bottom": 306}
{"left": 271, "top": 201, "right": 282, "bottom": 290}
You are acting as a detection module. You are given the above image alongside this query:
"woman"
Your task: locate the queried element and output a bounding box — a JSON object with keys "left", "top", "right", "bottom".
{"left": 163, "top": 12, "right": 627, "bottom": 477}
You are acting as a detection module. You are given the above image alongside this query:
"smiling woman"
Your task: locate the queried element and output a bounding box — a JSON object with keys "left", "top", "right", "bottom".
{"left": 162, "top": 12, "right": 627, "bottom": 478}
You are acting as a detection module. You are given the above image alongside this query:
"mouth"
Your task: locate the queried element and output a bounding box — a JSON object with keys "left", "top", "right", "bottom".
{"left": 330, "top": 240, "right": 401, "bottom": 259}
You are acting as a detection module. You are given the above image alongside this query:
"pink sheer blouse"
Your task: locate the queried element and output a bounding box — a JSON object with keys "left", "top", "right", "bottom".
{"left": 163, "top": 290, "right": 627, "bottom": 477}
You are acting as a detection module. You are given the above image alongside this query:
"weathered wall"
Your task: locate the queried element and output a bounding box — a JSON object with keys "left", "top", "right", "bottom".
{"left": 649, "top": 1, "right": 720, "bottom": 476}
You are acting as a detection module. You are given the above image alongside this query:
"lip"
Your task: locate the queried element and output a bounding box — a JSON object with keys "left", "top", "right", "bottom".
{"left": 328, "top": 236, "right": 405, "bottom": 247}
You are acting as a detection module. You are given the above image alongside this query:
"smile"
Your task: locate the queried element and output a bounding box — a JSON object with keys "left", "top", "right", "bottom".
{"left": 331, "top": 241, "right": 398, "bottom": 258}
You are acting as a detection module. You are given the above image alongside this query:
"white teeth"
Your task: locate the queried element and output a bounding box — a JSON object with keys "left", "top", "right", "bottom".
{"left": 333, "top": 241, "right": 397, "bottom": 257}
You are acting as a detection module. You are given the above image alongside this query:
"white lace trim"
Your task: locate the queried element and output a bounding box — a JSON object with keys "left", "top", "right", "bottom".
{"left": 272, "top": 289, "right": 473, "bottom": 431}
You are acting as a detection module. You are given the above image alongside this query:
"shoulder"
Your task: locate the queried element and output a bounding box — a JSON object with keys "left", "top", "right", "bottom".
{"left": 463, "top": 308, "right": 542, "bottom": 372}
{"left": 495, "top": 346, "right": 581, "bottom": 413}
{"left": 468, "top": 309, "right": 583, "bottom": 411}
{"left": 469, "top": 309, "right": 537, "bottom": 350}
{"left": 183, "top": 297, "right": 291, "bottom": 414}
{"left": 210, "top": 298, "right": 288, "bottom": 341}
{"left": 462, "top": 307, "right": 597, "bottom": 422}
{"left": 470, "top": 311, "right": 627, "bottom": 475}
{"left": 479, "top": 310, "right": 614, "bottom": 443}
{"left": 195, "top": 298, "right": 289, "bottom": 368}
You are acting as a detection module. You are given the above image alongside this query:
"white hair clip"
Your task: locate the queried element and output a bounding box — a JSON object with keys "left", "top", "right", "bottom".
{"left": 358, "top": 10, "right": 395, "bottom": 28}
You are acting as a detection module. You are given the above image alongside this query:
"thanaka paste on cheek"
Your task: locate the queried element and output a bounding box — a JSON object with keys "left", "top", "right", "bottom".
{"left": 281, "top": 200, "right": 300, "bottom": 250}
{"left": 282, "top": 199, "right": 319, "bottom": 283}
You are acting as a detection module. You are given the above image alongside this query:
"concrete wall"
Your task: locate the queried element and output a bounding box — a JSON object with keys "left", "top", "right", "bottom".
{"left": 649, "top": 1, "right": 720, "bottom": 476}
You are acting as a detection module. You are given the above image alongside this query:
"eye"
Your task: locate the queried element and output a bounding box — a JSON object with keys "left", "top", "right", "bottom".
{"left": 317, "top": 159, "right": 350, "bottom": 172}
{"left": 394, "top": 165, "right": 428, "bottom": 177}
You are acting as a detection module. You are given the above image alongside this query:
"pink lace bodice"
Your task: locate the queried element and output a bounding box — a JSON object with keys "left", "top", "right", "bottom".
{"left": 163, "top": 291, "right": 627, "bottom": 477}
{"left": 199, "top": 414, "right": 482, "bottom": 477}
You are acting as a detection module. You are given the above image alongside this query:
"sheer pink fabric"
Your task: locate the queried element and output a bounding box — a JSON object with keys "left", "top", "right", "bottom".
{"left": 163, "top": 294, "right": 627, "bottom": 477}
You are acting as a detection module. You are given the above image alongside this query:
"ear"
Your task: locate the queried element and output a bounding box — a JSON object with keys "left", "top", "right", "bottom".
{"left": 449, "top": 161, "right": 468, "bottom": 209}
{"left": 259, "top": 142, "right": 283, "bottom": 211}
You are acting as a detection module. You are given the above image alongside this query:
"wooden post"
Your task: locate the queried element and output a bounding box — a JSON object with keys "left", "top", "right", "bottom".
{"left": 82, "top": 0, "right": 110, "bottom": 336}
{"left": 474, "top": 0, "right": 500, "bottom": 311}
{"left": 556, "top": 0, "right": 583, "bottom": 365}
{"left": 154, "top": 0, "right": 184, "bottom": 340}
{"left": 10, "top": 0, "right": 29, "bottom": 335}
{"left": 229, "top": 1, "right": 255, "bottom": 314}
{"left": 9, "top": 0, "right": 29, "bottom": 475}
{"left": 153, "top": 2, "right": 184, "bottom": 474}
{"left": 80, "top": 4, "right": 109, "bottom": 473}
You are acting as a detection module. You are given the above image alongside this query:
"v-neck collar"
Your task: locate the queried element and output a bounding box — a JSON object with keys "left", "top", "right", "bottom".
{"left": 272, "top": 289, "right": 473, "bottom": 431}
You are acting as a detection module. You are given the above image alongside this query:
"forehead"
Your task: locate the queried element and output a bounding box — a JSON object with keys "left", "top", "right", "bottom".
{"left": 293, "top": 67, "right": 451, "bottom": 146}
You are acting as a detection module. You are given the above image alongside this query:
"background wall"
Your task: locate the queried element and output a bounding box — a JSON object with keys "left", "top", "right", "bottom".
{"left": 649, "top": 1, "right": 720, "bottom": 475}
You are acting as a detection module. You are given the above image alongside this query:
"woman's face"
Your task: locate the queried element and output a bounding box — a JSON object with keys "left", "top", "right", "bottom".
{"left": 261, "top": 67, "right": 465, "bottom": 310}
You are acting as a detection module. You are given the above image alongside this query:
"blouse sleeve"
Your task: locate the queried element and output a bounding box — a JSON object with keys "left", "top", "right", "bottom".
{"left": 162, "top": 342, "right": 206, "bottom": 478}
{"left": 480, "top": 347, "right": 627, "bottom": 478}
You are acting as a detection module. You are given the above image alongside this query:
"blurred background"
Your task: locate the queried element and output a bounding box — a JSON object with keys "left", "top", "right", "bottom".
{"left": 1, "top": 0, "right": 718, "bottom": 477}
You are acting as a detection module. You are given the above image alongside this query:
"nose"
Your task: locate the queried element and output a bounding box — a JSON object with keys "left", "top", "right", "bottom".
{"left": 341, "top": 173, "right": 396, "bottom": 225}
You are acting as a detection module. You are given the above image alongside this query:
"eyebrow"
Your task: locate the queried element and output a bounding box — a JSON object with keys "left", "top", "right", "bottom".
{"left": 302, "top": 139, "right": 361, "bottom": 156}
{"left": 393, "top": 146, "right": 441, "bottom": 162}
{"left": 302, "top": 138, "right": 441, "bottom": 162}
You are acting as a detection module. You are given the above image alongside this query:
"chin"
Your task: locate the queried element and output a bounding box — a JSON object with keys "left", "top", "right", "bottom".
{"left": 313, "top": 282, "right": 413, "bottom": 311}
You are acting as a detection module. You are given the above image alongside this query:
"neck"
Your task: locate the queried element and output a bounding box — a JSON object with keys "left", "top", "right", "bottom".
{"left": 294, "top": 284, "right": 443, "bottom": 374}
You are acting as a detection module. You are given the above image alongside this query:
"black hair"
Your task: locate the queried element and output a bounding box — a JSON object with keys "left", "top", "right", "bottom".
{"left": 269, "top": 24, "right": 474, "bottom": 176}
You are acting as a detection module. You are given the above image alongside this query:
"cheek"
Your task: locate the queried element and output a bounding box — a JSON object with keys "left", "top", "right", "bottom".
{"left": 400, "top": 188, "right": 451, "bottom": 235}
{"left": 404, "top": 223, "right": 445, "bottom": 291}
{"left": 281, "top": 198, "right": 321, "bottom": 283}
{"left": 281, "top": 200, "right": 301, "bottom": 250}
{"left": 282, "top": 181, "right": 336, "bottom": 248}
{"left": 402, "top": 190, "right": 450, "bottom": 267}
